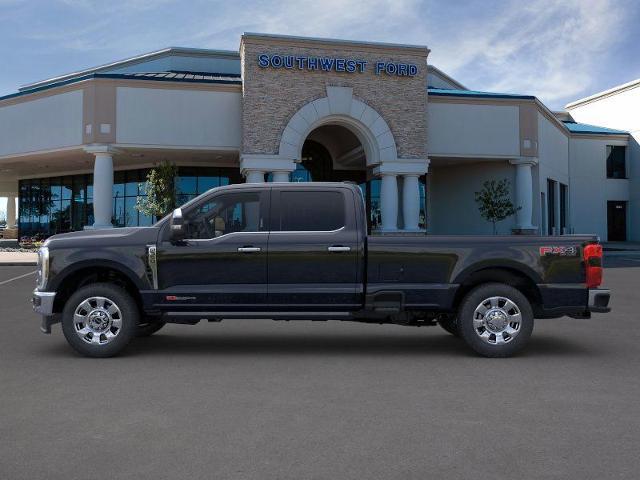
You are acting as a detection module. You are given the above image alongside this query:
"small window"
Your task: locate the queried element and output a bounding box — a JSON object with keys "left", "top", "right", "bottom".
{"left": 547, "top": 179, "right": 556, "bottom": 235}
{"left": 560, "top": 183, "right": 568, "bottom": 233}
{"left": 280, "top": 191, "right": 345, "bottom": 231}
{"left": 185, "top": 192, "right": 263, "bottom": 239}
{"left": 606, "top": 146, "right": 626, "bottom": 179}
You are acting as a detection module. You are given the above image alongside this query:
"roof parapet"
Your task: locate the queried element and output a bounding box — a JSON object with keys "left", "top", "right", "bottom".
{"left": 565, "top": 78, "right": 640, "bottom": 109}
{"left": 19, "top": 47, "right": 240, "bottom": 93}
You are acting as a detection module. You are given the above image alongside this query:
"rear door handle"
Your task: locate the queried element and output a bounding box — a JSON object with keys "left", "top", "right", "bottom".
{"left": 238, "top": 247, "right": 261, "bottom": 253}
{"left": 327, "top": 246, "right": 351, "bottom": 252}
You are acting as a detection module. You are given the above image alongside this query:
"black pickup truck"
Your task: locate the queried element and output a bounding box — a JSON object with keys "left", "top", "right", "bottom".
{"left": 33, "top": 182, "right": 610, "bottom": 358}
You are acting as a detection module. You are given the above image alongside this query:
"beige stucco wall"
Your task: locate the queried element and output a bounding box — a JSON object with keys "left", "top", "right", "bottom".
{"left": 429, "top": 161, "right": 517, "bottom": 235}
{"left": 427, "top": 101, "right": 520, "bottom": 157}
{"left": 0, "top": 90, "right": 83, "bottom": 157}
{"left": 116, "top": 86, "right": 242, "bottom": 148}
{"left": 240, "top": 35, "right": 428, "bottom": 160}
{"left": 569, "top": 136, "right": 630, "bottom": 240}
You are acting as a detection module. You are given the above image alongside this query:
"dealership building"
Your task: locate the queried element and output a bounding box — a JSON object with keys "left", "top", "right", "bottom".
{"left": 0, "top": 33, "right": 637, "bottom": 241}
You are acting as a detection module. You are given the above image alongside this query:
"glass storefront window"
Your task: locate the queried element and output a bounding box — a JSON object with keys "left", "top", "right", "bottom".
{"left": 125, "top": 197, "right": 138, "bottom": 227}
{"left": 176, "top": 175, "right": 197, "bottom": 196}
{"left": 62, "top": 178, "right": 72, "bottom": 201}
{"left": 113, "top": 197, "right": 125, "bottom": 227}
{"left": 19, "top": 167, "right": 420, "bottom": 237}
{"left": 18, "top": 166, "right": 242, "bottom": 238}
{"left": 197, "top": 176, "right": 218, "bottom": 194}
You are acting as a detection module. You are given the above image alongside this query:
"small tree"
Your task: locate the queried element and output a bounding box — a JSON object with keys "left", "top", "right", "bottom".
{"left": 136, "top": 160, "right": 178, "bottom": 219}
{"left": 474, "top": 179, "right": 520, "bottom": 234}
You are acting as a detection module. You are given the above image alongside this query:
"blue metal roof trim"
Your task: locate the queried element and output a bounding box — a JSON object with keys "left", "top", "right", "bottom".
{"left": 427, "top": 87, "right": 535, "bottom": 100}
{"left": 0, "top": 72, "right": 242, "bottom": 102}
{"left": 562, "top": 121, "right": 628, "bottom": 135}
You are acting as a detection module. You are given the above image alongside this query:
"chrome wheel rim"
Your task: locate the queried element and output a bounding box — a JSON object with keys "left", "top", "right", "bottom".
{"left": 73, "top": 296, "right": 122, "bottom": 345}
{"left": 473, "top": 296, "right": 522, "bottom": 345}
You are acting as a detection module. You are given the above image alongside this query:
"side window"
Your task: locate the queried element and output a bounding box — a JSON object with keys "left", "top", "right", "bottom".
{"left": 185, "top": 192, "right": 263, "bottom": 239}
{"left": 280, "top": 191, "right": 345, "bottom": 231}
{"left": 606, "top": 145, "right": 626, "bottom": 179}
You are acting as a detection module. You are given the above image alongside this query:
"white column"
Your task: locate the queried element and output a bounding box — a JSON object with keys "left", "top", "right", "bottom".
{"left": 510, "top": 158, "right": 537, "bottom": 231}
{"left": 92, "top": 152, "right": 114, "bottom": 229}
{"left": 402, "top": 175, "right": 421, "bottom": 231}
{"left": 241, "top": 154, "right": 295, "bottom": 184}
{"left": 380, "top": 174, "right": 399, "bottom": 232}
{"left": 6, "top": 196, "right": 16, "bottom": 229}
{"left": 271, "top": 171, "right": 290, "bottom": 182}
{"left": 85, "top": 146, "right": 118, "bottom": 229}
{"left": 244, "top": 170, "right": 265, "bottom": 183}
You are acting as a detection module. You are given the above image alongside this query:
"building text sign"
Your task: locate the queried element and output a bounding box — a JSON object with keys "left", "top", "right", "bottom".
{"left": 257, "top": 53, "right": 418, "bottom": 77}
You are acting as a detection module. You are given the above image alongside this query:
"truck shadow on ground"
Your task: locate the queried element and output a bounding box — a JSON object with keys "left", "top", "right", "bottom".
{"left": 47, "top": 331, "right": 594, "bottom": 358}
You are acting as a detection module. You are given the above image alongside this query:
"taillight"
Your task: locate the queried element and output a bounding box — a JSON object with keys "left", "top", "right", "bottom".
{"left": 583, "top": 243, "right": 603, "bottom": 289}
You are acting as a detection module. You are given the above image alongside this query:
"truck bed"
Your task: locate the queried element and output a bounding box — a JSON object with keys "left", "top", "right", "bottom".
{"left": 366, "top": 234, "right": 598, "bottom": 315}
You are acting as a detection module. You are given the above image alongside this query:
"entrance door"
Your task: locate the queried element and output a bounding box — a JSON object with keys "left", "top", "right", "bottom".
{"left": 607, "top": 201, "right": 627, "bottom": 241}
{"left": 155, "top": 188, "right": 270, "bottom": 310}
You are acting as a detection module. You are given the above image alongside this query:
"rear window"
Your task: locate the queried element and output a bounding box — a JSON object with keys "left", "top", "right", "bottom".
{"left": 280, "top": 191, "right": 345, "bottom": 231}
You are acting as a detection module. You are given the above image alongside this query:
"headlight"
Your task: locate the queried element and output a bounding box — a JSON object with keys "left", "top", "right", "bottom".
{"left": 37, "top": 246, "right": 49, "bottom": 290}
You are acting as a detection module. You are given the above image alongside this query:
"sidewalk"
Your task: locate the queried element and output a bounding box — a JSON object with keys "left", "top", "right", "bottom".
{"left": 0, "top": 251, "right": 38, "bottom": 266}
{"left": 602, "top": 242, "right": 640, "bottom": 252}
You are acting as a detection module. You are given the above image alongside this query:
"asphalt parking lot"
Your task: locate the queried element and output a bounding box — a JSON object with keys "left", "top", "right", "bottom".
{"left": 1, "top": 256, "right": 639, "bottom": 480}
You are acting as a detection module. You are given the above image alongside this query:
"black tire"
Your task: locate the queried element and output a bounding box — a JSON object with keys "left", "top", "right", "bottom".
{"left": 457, "top": 283, "right": 534, "bottom": 358}
{"left": 438, "top": 315, "right": 460, "bottom": 337}
{"left": 136, "top": 320, "right": 166, "bottom": 337}
{"left": 61, "top": 283, "right": 139, "bottom": 358}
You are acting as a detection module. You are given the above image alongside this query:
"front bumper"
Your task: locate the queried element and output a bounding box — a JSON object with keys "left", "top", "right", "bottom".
{"left": 588, "top": 288, "right": 611, "bottom": 313}
{"left": 32, "top": 290, "right": 59, "bottom": 333}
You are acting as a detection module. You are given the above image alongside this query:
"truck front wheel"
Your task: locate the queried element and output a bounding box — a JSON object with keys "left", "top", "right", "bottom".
{"left": 457, "top": 283, "right": 534, "bottom": 357}
{"left": 61, "top": 283, "right": 139, "bottom": 358}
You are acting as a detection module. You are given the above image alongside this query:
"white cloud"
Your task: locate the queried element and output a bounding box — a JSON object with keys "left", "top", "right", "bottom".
{"left": 426, "top": 0, "right": 628, "bottom": 107}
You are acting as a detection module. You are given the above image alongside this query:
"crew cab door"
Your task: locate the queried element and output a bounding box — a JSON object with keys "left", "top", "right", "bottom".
{"left": 267, "top": 186, "right": 361, "bottom": 310}
{"left": 155, "top": 188, "right": 270, "bottom": 310}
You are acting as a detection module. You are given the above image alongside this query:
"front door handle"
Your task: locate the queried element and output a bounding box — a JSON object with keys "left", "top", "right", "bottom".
{"left": 238, "top": 247, "right": 261, "bottom": 253}
{"left": 328, "top": 246, "right": 351, "bottom": 252}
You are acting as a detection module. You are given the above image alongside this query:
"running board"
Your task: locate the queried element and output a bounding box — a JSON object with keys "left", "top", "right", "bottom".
{"left": 162, "top": 311, "right": 354, "bottom": 322}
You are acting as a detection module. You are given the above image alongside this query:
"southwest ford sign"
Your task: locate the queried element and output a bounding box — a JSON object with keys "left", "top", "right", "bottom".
{"left": 257, "top": 54, "right": 418, "bottom": 77}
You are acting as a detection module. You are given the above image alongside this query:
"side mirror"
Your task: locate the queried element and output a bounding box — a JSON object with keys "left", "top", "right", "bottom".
{"left": 169, "top": 208, "right": 186, "bottom": 243}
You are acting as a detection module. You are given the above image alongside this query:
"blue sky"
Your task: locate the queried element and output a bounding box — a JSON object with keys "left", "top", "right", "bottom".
{"left": 1, "top": 0, "right": 639, "bottom": 109}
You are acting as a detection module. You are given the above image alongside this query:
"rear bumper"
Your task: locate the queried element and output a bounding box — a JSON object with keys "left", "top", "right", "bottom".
{"left": 537, "top": 284, "right": 611, "bottom": 318}
{"left": 588, "top": 288, "right": 611, "bottom": 313}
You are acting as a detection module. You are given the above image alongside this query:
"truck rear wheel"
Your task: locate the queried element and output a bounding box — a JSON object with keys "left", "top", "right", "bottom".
{"left": 61, "top": 283, "right": 138, "bottom": 358}
{"left": 457, "top": 283, "right": 534, "bottom": 357}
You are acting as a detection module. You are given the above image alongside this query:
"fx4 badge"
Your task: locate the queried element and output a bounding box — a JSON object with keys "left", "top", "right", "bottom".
{"left": 539, "top": 246, "right": 578, "bottom": 256}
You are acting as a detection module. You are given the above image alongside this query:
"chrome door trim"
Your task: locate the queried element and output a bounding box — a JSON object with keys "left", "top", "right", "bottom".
{"left": 237, "top": 247, "right": 261, "bottom": 253}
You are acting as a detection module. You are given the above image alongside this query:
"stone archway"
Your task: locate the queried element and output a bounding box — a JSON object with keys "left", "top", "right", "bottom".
{"left": 240, "top": 85, "right": 429, "bottom": 232}
{"left": 278, "top": 86, "right": 398, "bottom": 167}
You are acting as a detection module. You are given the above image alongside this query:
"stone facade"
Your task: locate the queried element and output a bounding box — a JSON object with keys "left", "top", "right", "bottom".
{"left": 240, "top": 34, "right": 429, "bottom": 161}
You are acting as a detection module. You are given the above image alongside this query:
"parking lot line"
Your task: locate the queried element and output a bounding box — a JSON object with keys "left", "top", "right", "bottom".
{"left": 0, "top": 270, "right": 36, "bottom": 286}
